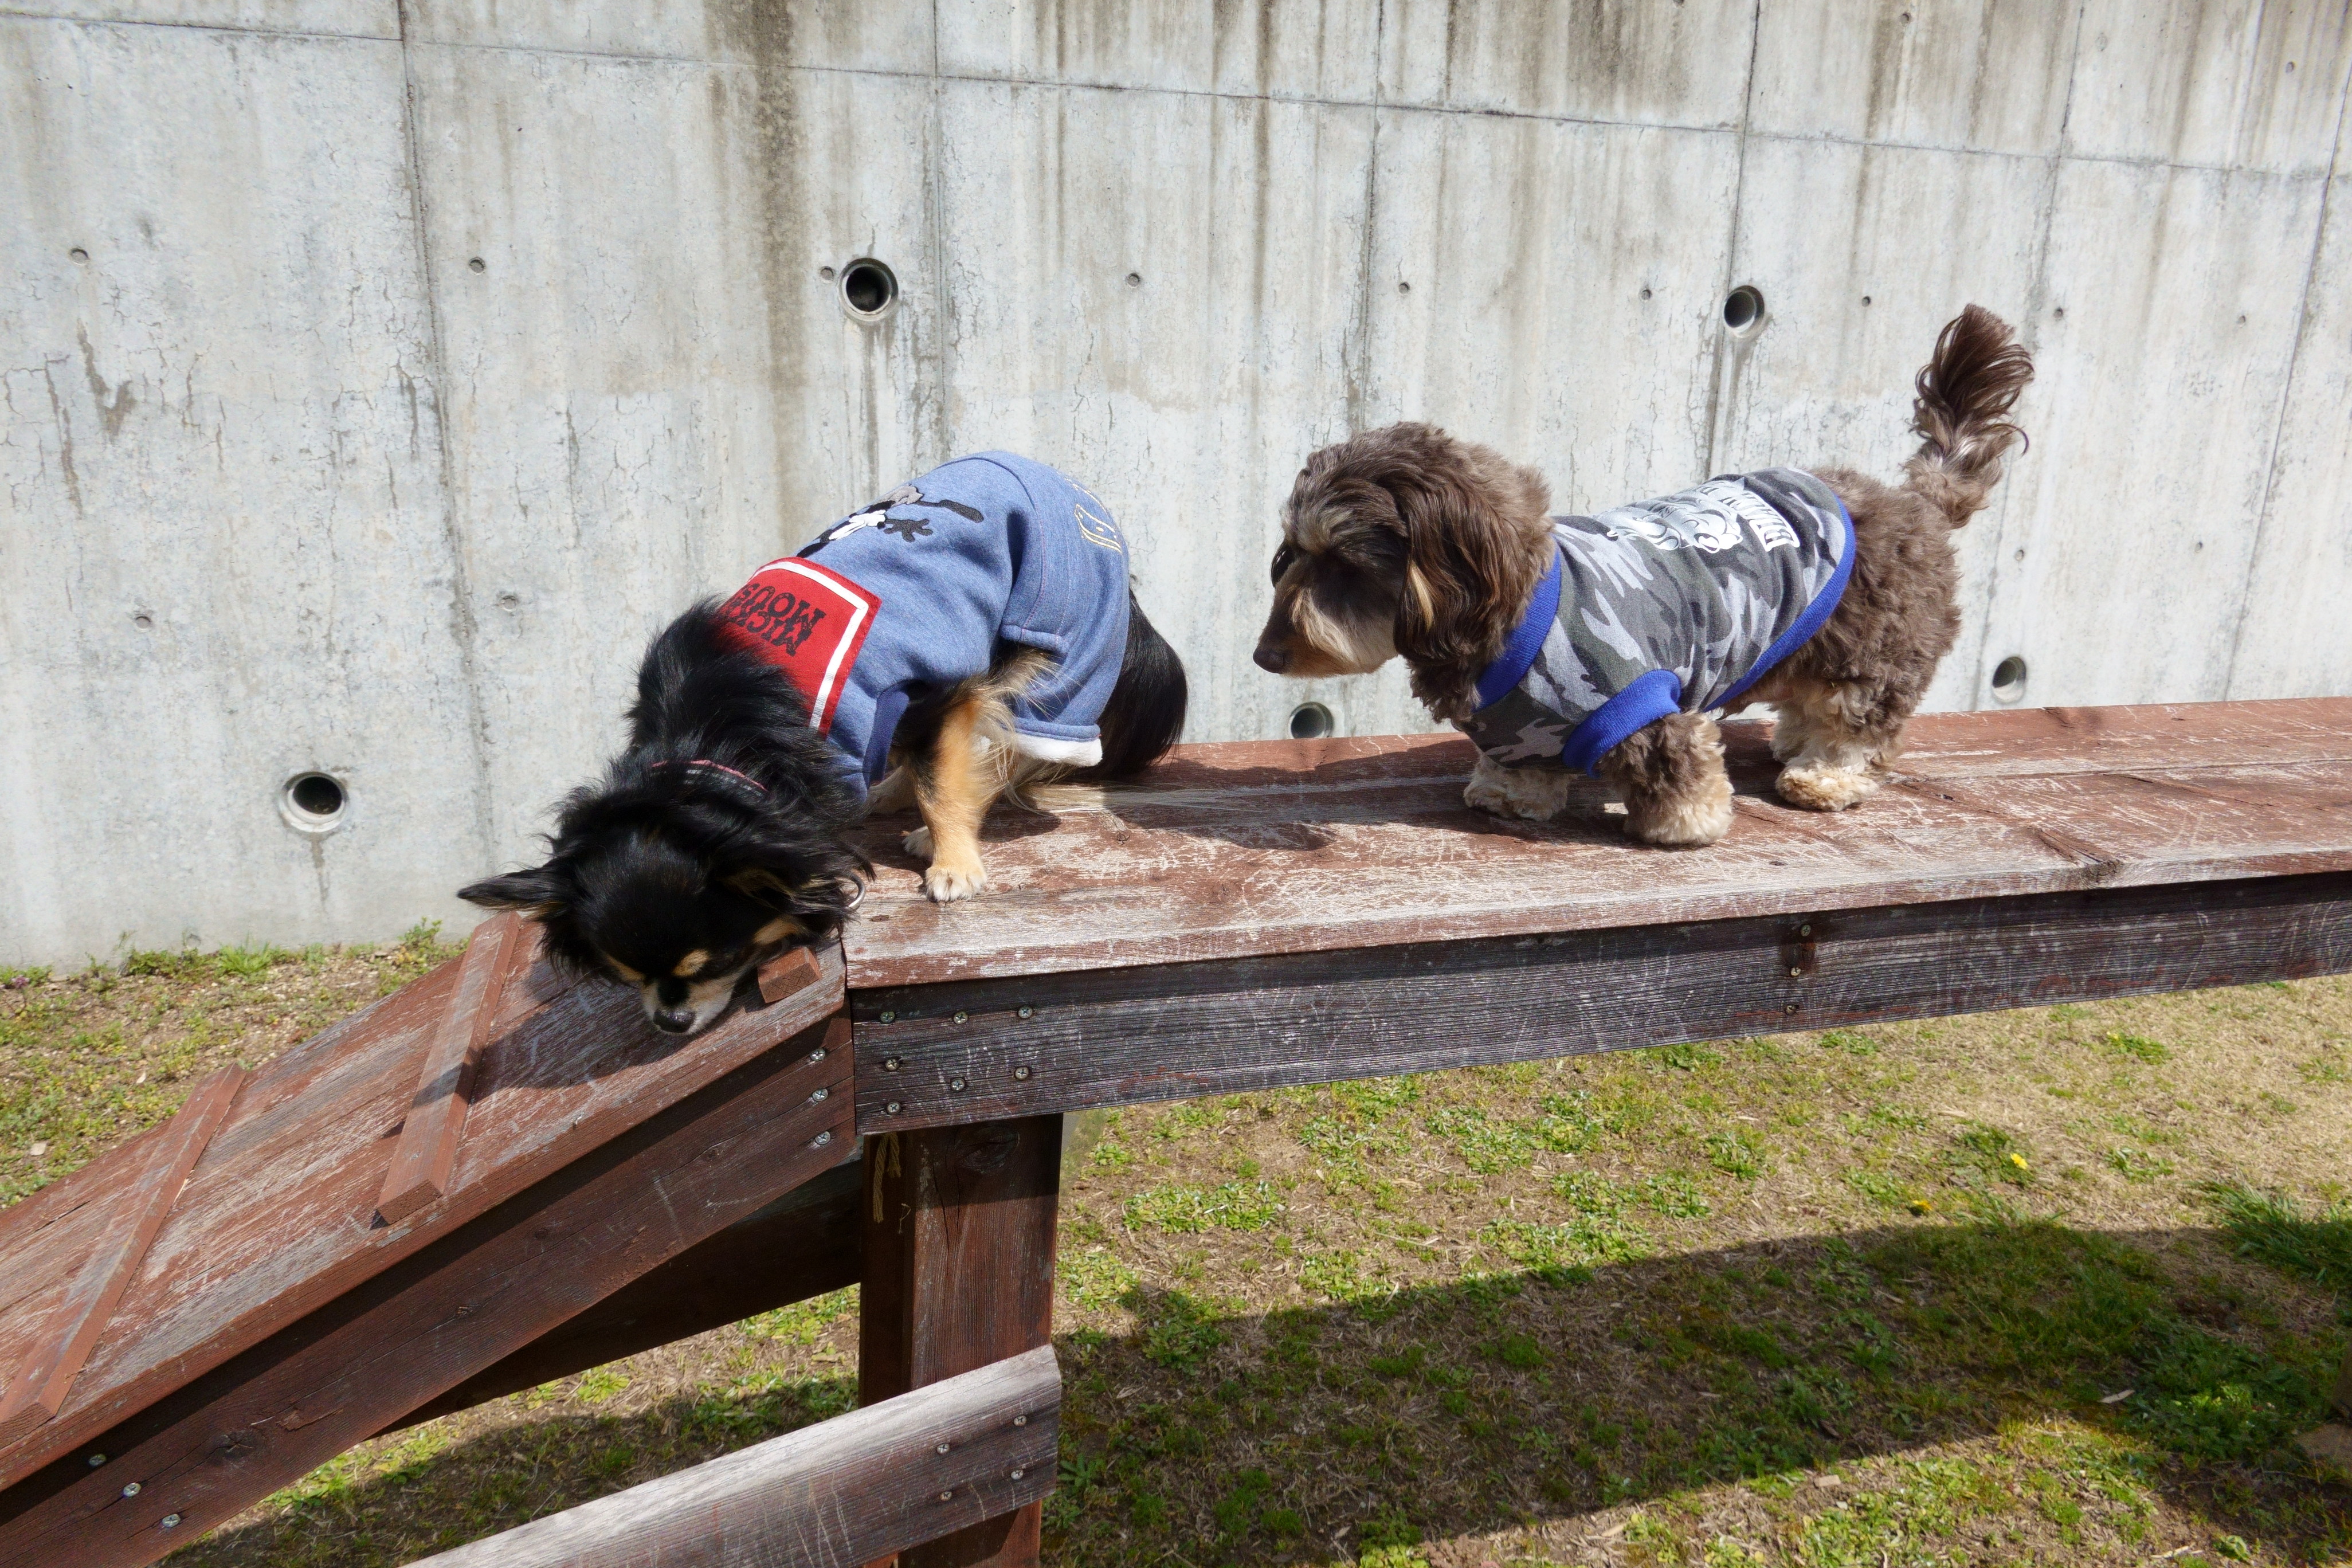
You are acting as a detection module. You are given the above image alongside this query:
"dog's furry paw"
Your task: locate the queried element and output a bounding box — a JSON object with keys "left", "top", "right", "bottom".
{"left": 902, "top": 824, "right": 934, "bottom": 858}
{"left": 1463, "top": 755, "right": 1573, "bottom": 822}
{"left": 1775, "top": 764, "right": 1879, "bottom": 812}
{"left": 922, "top": 859, "right": 988, "bottom": 903}
{"left": 1624, "top": 771, "right": 1735, "bottom": 847}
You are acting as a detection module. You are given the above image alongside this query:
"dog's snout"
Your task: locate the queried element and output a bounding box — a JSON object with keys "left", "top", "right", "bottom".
{"left": 1253, "top": 642, "right": 1289, "bottom": 673}
{"left": 652, "top": 1006, "right": 697, "bottom": 1034}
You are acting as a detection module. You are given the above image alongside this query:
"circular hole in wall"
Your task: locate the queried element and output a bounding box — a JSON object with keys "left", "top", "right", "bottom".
{"left": 1288, "top": 702, "right": 1335, "bottom": 741}
{"left": 283, "top": 773, "right": 347, "bottom": 830}
{"left": 468, "top": 257, "right": 485, "bottom": 274}
{"left": 70, "top": 248, "right": 89, "bottom": 265}
{"left": 840, "top": 258, "right": 898, "bottom": 317}
{"left": 1723, "top": 285, "right": 1766, "bottom": 335}
{"left": 1990, "top": 656, "right": 2029, "bottom": 704}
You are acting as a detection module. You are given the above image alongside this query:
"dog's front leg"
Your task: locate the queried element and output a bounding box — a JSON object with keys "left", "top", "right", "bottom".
{"left": 909, "top": 697, "right": 995, "bottom": 903}
{"left": 1597, "top": 713, "right": 1734, "bottom": 846}
{"left": 1463, "top": 751, "right": 1577, "bottom": 821}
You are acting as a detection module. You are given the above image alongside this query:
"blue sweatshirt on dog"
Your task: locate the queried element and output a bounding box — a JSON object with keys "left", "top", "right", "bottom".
{"left": 715, "top": 453, "right": 1131, "bottom": 799}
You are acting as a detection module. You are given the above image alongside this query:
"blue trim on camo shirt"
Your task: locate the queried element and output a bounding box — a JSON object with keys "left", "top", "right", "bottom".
{"left": 1472, "top": 546, "right": 1565, "bottom": 710}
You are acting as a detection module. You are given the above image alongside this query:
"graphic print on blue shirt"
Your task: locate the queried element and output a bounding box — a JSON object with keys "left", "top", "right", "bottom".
{"left": 1460, "top": 468, "right": 1853, "bottom": 775}
{"left": 719, "top": 453, "right": 1132, "bottom": 801}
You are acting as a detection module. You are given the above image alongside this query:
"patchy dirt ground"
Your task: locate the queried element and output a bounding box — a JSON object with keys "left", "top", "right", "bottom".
{"left": 3, "top": 946, "right": 2347, "bottom": 1567}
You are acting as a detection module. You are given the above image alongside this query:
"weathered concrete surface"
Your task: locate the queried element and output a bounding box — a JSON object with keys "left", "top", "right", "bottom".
{"left": 2, "top": 0, "right": 2347, "bottom": 962}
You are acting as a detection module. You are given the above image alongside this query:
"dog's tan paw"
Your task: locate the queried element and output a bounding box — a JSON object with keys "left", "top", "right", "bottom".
{"left": 1625, "top": 776, "right": 1735, "bottom": 847}
{"left": 1776, "top": 764, "right": 1879, "bottom": 812}
{"left": 902, "top": 824, "right": 934, "bottom": 858}
{"left": 1464, "top": 755, "right": 1573, "bottom": 821}
{"left": 922, "top": 857, "right": 988, "bottom": 903}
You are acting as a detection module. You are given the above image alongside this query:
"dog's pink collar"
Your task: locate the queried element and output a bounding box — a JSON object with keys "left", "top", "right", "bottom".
{"left": 648, "top": 759, "right": 769, "bottom": 795}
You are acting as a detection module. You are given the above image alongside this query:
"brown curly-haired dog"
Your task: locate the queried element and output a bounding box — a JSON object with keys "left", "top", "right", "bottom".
{"left": 1252, "top": 306, "right": 2033, "bottom": 845}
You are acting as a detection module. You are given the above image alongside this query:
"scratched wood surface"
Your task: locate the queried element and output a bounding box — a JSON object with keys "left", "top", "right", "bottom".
{"left": 840, "top": 699, "right": 2352, "bottom": 987}
{"left": 0, "top": 944, "right": 844, "bottom": 1495}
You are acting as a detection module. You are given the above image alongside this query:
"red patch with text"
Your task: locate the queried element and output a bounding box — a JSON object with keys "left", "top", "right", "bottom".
{"left": 716, "top": 558, "right": 879, "bottom": 735}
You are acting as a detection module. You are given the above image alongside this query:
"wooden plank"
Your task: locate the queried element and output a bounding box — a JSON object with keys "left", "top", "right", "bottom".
{"left": 861, "top": 1119, "right": 1062, "bottom": 1568}
{"left": 0, "top": 944, "right": 846, "bottom": 1495}
{"left": 761, "top": 944, "right": 827, "bottom": 1004}
{"left": 402, "top": 1345, "right": 1060, "bottom": 1568}
{"left": 840, "top": 700, "right": 2352, "bottom": 987}
{"left": 375, "top": 914, "right": 532, "bottom": 1226}
{"left": 852, "top": 871, "right": 2352, "bottom": 1132}
{"left": 0, "top": 1069, "right": 243, "bottom": 1448}
{"left": 0, "top": 1017, "right": 854, "bottom": 1568}
{"left": 387, "top": 1155, "right": 864, "bottom": 1432}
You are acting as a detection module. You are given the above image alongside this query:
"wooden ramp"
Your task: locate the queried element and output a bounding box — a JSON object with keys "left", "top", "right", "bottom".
{"left": 1, "top": 698, "right": 2347, "bottom": 1568}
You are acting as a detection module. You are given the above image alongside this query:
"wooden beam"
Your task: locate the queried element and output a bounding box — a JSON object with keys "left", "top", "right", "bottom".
{"left": 385, "top": 1155, "right": 864, "bottom": 1432}
{"left": 401, "top": 1344, "right": 1059, "bottom": 1568}
{"left": 0, "top": 1068, "right": 243, "bottom": 1447}
{"left": 853, "top": 871, "right": 2352, "bottom": 1131}
{"left": 761, "top": 945, "right": 827, "bottom": 1005}
{"left": 861, "top": 1119, "right": 1061, "bottom": 1568}
{"left": 0, "top": 1019, "right": 852, "bottom": 1568}
{"left": 376, "top": 914, "right": 533, "bottom": 1226}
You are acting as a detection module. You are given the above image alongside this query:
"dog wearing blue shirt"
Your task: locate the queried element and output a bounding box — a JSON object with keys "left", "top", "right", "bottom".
{"left": 1252, "top": 307, "right": 2032, "bottom": 846}
{"left": 458, "top": 454, "right": 1187, "bottom": 1034}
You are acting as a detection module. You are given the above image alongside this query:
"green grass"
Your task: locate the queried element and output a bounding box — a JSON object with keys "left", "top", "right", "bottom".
{"left": 13, "top": 954, "right": 2349, "bottom": 1567}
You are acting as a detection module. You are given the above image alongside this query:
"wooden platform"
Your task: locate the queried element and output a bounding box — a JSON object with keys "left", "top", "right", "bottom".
{"left": 2, "top": 697, "right": 2347, "bottom": 1568}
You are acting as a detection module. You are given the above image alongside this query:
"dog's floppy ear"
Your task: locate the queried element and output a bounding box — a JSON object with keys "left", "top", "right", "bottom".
{"left": 457, "top": 863, "right": 574, "bottom": 917}
{"left": 1383, "top": 439, "right": 1553, "bottom": 720}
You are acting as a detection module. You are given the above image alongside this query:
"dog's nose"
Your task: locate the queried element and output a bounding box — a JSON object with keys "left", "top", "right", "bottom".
{"left": 1253, "top": 643, "right": 1289, "bottom": 673}
{"left": 653, "top": 1006, "right": 696, "bottom": 1034}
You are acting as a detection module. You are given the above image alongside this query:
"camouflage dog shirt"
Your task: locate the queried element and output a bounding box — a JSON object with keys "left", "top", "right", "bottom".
{"left": 1459, "top": 468, "right": 1852, "bottom": 775}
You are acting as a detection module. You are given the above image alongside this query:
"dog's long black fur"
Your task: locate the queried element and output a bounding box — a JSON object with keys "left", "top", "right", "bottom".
{"left": 460, "top": 589, "right": 1186, "bottom": 1033}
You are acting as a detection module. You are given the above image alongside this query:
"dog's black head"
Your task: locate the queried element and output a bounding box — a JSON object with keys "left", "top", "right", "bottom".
{"left": 461, "top": 607, "right": 869, "bottom": 1035}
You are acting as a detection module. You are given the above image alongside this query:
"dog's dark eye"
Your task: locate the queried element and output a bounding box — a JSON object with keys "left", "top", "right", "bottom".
{"left": 1270, "top": 543, "right": 1297, "bottom": 585}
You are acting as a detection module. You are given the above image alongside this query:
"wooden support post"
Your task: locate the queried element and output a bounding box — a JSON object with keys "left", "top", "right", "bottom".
{"left": 2335, "top": 1337, "right": 2351, "bottom": 1420}
{"left": 860, "top": 1116, "right": 1061, "bottom": 1568}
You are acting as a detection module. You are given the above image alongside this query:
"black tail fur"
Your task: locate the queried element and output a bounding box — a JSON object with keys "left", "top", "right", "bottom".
{"left": 1085, "top": 591, "right": 1189, "bottom": 778}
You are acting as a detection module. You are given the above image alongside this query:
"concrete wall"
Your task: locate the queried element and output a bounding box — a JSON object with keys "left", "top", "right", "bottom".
{"left": 4, "top": 0, "right": 2349, "bottom": 964}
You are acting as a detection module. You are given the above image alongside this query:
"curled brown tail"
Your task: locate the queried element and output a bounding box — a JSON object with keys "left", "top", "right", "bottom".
{"left": 1904, "top": 304, "right": 2034, "bottom": 526}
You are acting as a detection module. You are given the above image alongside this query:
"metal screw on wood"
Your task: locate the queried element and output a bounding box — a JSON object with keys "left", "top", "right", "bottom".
{"left": 935, "top": 1442, "right": 951, "bottom": 1454}
{"left": 880, "top": 1011, "right": 896, "bottom": 1023}
{"left": 1013, "top": 1414, "right": 1027, "bottom": 1426}
{"left": 938, "top": 1490, "right": 954, "bottom": 1503}
{"left": 954, "top": 1011, "right": 969, "bottom": 1024}
{"left": 948, "top": 1077, "right": 966, "bottom": 1092}
{"left": 1014, "top": 1065, "right": 1032, "bottom": 1080}
{"left": 1017, "top": 1006, "right": 1033, "bottom": 1019}
{"left": 1785, "top": 1002, "right": 1800, "bottom": 1014}
{"left": 809, "top": 1046, "right": 826, "bottom": 1062}
{"left": 121, "top": 1483, "right": 140, "bottom": 1498}
{"left": 160, "top": 1515, "right": 181, "bottom": 1530}
{"left": 87, "top": 1454, "right": 105, "bottom": 1468}
{"left": 883, "top": 1056, "right": 901, "bottom": 1071}
{"left": 1011, "top": 1468, "right": 1025, "bottom": 1480}
{"left": 812, "top": 1131, "right": 832, "bottom": 1147}
{"left": 886, "top": 1100, "right": 903, "bottom": 1114}
{"left": 810, "top": 1087, "right": 829, "bottom": 1101}
{"left": 1788, "top": 966, "right": 1803, "bottom": 977}
{"left": 1800, "top": 923, "right": 1813, "bottom": 936}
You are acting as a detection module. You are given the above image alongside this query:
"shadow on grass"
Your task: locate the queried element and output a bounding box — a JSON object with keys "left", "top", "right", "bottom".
{"left": 181, "top": 1209, "right": 2350, "bottom": 1568}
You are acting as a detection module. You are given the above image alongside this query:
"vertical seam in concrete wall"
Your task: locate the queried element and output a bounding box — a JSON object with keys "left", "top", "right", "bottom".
{"left": 393, "top": 0, "right": 497, "bottom": 875}
{"left": 2221, "top": 40, "right": 2352, "bottom": 695}
{"left": 1343, "top": 0, "right": 1387, "bottom": 432}
{"left": 1700, "top": 1, "right": 1765, "bottom": 476}
{"left": 1965, "top": 0, "right": 2091, "bottom": 714}
{"left": 926, "top": 0, "right": 949, "bottom": 472}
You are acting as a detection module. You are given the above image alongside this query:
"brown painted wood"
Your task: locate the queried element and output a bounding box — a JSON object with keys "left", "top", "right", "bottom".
{"left": 839, "top": 699, "right": 2352, "bottom": 987}
{"left": 375, "top": 914, "right": 532, "bottom": 1226}
{"left": 402, "top": 1344, "right": 1059, "bottom": 1568}
{"left": 761, "top": 944, "right": 828, "bottom": 1004}
{"left": 0, "top": 1016, "right": 854, "bottom": 1568}
{"left": 388, "top": 1154, "right": 864, "bottom": 1432}
{"left": 0, "top": 943, "right": 846, "bottom": 1495}
{"left": 853, "top": 871, "right": 2352, "bottom": 1131}
{"left": 861, "top": 1119, "right": 1061, "bottom": 1568}
{"left": 0, "top": 1069, "right": 244, "bottom": 1448}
